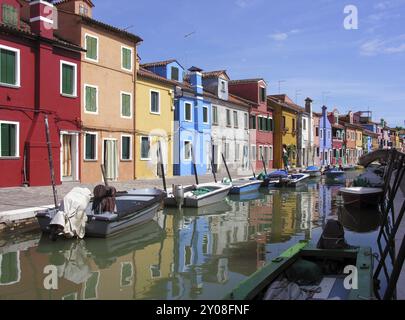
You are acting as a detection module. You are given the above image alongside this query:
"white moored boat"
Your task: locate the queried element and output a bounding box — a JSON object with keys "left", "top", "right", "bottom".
{"left": 339, "top": 187, "right": 383, "bottom": 208}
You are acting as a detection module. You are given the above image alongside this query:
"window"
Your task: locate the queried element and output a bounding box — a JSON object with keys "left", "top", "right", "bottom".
{"left": 79, "top": 4, "right": 89, "bottom": 16}
{"left": 244, "top": 113, "right": 248, "bottom": 130}
{"left": 60, "top": 61, "right": 77, "bottom": 97}
{"left": 140, "top": 136, "right": 151, "bottom": 160}
{"left": 85, "top": 34, "right": 98, "bottom": 62}
{"left": 220, "top": 80, "right": 226, "bottom": 93}
{"left": 184, "top": 141, "right": 192, "bottom": 161}
{"left": 316, "top": 127, "right": 319, "bottom": 137}
{"left": 251, "top": 145, "right": 257, "bottom": 161}
{"left": 269, "top": 146, "right": 273, "bottom": 161}
{"left": 250, "top": 115, "right": 256, "bottom": 129}
{"left": 83, "top": 272, "right": 99, "bottom": 300}
{"left": 268, "top": 117, "right": 273, "bottom": 132}
{"left": 264, "top": 146, "right": 269, "bottom": 162}
{"left": 84, "top": 85, "right": 98, "bottom": 113}
{"left": 121, "top": 135, "right": 131, "bottom": 160}
{"left": 235, "top": 143, "right": 240, "bottom": 161}
{"left": 121, "top": 46, "right": 132, "bottom": 71}
{"left": 212, "top": 106, "right": 218, "bottom": 125}
{"left": 203, "top": 106, "right": 209, "bottom": 124}
{"left": 292, "top": 118, "right": 296, "bottom": 131}
{"left": 150, "top": 90, "right": 160, "bottom": 114}
{"left": 84, "top": 132, "right": 97, "bottom": 160}
{"left": 0, "top": 121, "right": 19, "bottom": 157}
{"left": 121, "top": 92, "right": 132, "bottom": 118}
{"left": 303, "top": 119, "right": 307, "bottom": 130}
{"left": 171, "top": 67, "right": 179, "bottom": 81}
{"left": 226, "top": 109, "right": 231, "bottom": 127}
{"left": 259, "top": 87, "right": 266, "bottom": 103}
{"left": 224, "top": 142, "right": 230, "bottom": 160}
{"left": 320, "top": 129, "right": 324, "bottom": 139}
{"left": 121, "top": 262, "right": 134, "bottom": 287}
{"left": 2, "top": 5, "right": 18, "bottom": 27}
{"left": 233, "top": 111, "right": 238, "bottom": 128}
{"left": 282, "top": 116, "right": 286, "bottom": 129}
{"left": 0, "top": 252, "right": 20, "bottom": 285}
{"left": 0, "top": 45, "right": 20, "bottom": 87}
{"left": 184, "top": 102, "right": 192, "bottom": 121}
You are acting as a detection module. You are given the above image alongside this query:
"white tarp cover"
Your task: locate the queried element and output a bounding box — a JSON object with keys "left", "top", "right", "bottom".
{"left": 50, "top": 187, "right": 92, "bottom": 239}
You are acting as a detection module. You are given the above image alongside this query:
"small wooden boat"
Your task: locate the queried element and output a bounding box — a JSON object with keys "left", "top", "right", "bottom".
{"left": 339, "top": 187, "right": 383, "bottom": 208}
{"left": 304, "top": 166, "right": 321, "bottom": 177}
{"left": 36, "top": 188, "right": 165, "bottom": 238}
{"left": 286, "top": 173, "right": 310, "bottom": 187}
{"left": 164, "top": 183, "right": 232, "bottom": 208}
{"left": 225, "top": 241, "right": 374, "bottom": 300}
{"left": 325, "top": 168, "right": 345, "bottom": 179}
{"left": 229, "top": 178, "right": 263, "bottom": 194}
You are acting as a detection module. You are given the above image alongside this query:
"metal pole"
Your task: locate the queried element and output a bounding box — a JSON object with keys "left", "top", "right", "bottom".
{"left": 158, "top": 140, "right": 167, "bottom": 192}
{"left": 222, "top": 153, "right": 232, "bottom": 182}
{"left": 211, "top": 157, "right": 217, "bottom": 183}
{"left": 191, "top": 145, "right": 199, "bottom": 185}
{"left": 44, "top": 115, "right": 59, "bottom": 209}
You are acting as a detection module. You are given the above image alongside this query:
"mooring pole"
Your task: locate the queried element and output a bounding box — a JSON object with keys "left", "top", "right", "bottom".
{"left": 222, "top": 153, "right": 232, "bottom": 182}
{"left": 251, "top": 163, "right": 256, "bottom": 179}
{"left": 100, "top": 164, "right": 109, "bottom": 187}
{"left": 191, "top": 145, "right": 199, "bottom": 185}
{"left": 211, "top": 157, "right": 217, "bottom": 183}
{"left": 44, "top": 115, "right": 59, "bottom": 209}
{"left": 158, "top": 140, "right": 167, "bottom": 192}
{"left": 261, "top": 153, "right": 268, "bottom": 175}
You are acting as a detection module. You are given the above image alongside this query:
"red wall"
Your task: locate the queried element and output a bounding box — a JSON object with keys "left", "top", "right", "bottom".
{"left": 0, "top": 31, "right": 81, "bottom": 187}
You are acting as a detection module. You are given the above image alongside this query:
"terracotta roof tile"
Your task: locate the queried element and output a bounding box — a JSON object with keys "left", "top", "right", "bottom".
{"left": 141, "top": 59, "right": 179, "bottom": 68}
{"left": 229, "top": 78, "right": 266, "bottom": 85}
{"left": 202, "top": 70, "right": 229, "bottom": 80}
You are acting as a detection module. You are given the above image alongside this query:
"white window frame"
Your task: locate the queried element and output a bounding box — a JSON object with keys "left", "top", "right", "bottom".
{"left": 121, "top": 45, "right": 133, "bottom": 72}
{"left": 83, "top": 131, "right": 98, "bottom": 161}
{"left": 184, "top": 102, "right": 193, "bottom": 122}
{"left": 269, "top": 146, "right": 274, "bottom": 161}
{"left": 140, "top": 136, "right": 151, "bottom": 161}
{"left": 235, "top": 142, "right": 240, "bottom": 161}
{"left": 120, "top": 91, "right": 133, "bottom": 119}
{"left": 0, "top": 44, "right": 20, "bottom": 88}
{"left": 0, "top": 120, "right": 19, "bottom": 158}
{"left": 150, "top": 89, "right": 160, "bottom": 115}
{"left": 120, "top": 134, "right": 132, "bottom": 161}
{"left": 84, "top": 33, "right": 99, "bottom": 63}
{"left": 202, "top": 105, "right": 209, "bottom": 124}
{"left": 60, "top": 60, "right": 78, "bottom": 98}
{"left": 212, "top": 105, "right": 218, "bottom": 125}
{"left": 83, "top": 84, "right": 99, "bottom": 114}
{"left": 233, "top": 110, "right": 238, "bottom": 128}
{"left": 244, "top": 113, "right": 248, "bottom": 130}
{"left": 183, "top": 140, "right": 192, "bottom": 161}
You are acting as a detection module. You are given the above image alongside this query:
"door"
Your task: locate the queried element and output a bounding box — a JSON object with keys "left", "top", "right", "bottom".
{"left": 104, "top": 139, "right": 118, "bottom": 181}
{"left": 62, "top": 134, "right": 73, "bottom": 180}
{"left": 212, "top": 144, "right": 218, "bottom": 173}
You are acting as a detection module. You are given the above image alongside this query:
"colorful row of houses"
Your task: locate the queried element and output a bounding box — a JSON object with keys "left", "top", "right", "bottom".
{"left": 0, "top": 0, "right": 404, "bottom": 187}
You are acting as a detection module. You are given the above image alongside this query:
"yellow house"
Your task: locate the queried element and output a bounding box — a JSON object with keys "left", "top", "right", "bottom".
{"left": 56, "top": 1, "right": 142, "bottom": 183}
{"left": 135, "top": 66, "right": 175, "bottom": 179}
{"left": 268, "top": 95, "right": 300, "bottom": 169}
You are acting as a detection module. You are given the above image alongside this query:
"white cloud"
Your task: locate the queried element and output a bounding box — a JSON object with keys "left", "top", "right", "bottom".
{"left": 269, "top": 29, "right": 301, "bottom": 41}
{"left": 360, "top": 35, "right": 405, "bottom": 55}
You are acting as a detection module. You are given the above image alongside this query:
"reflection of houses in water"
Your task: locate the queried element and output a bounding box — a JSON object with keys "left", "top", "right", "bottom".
{"left": 270, "top": 191, "right": 298, "bottom": 243}
{"left": 318, "top": 184, "right": 333, "bottom": 221}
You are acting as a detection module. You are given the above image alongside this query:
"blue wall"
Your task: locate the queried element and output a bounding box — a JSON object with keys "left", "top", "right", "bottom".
{"left": 320, "top": 106, "right": 332, "bottom": 165}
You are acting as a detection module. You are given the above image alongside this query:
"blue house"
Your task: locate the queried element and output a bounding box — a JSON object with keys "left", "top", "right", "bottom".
{"left": 142, "top": 61, "right": 212, "bottom": 176}
{"left": 319, "top": 105, "right": 332, "bottom": 166}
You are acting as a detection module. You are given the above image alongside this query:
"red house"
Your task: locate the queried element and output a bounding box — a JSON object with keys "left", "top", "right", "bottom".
{"left": 0, "top": 0, "right": 83, "bottom": 187}
{"left": 229, "top": 79, "right": 273, "bottom": 171}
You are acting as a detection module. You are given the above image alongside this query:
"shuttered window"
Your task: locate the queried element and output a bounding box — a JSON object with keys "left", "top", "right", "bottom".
{"left": 184, "top": 103, "right": 192, "bottom": 121}
{"left": 121, "top": 136, "right": 131, "bottom": 160}
{"left": 84, "top": 133, "right": 96, "bottom": 160}
{"left": 61, "top": 62, "right": 76, "bottom": 96}
{"left": 122, "top": 47, "right": 132, "bottom": 70}
{"left": 171, "top": 67, "right": 179, "bottom": 81}
{"left": 2, "top": 5, "right": 18, "bottom": 27}
{"left": 85, "top": 35, "right": 98, "bottom": 61}
{"left": 203, "top": 106, "right": 208, "bottom": 123}
{"left": 250, "top": 115, "right": 256, "bottom": 130}
{"left": 0, "top": 47, "right": 17, "bottom": 86}
{"left": 121, "top": 93, "right": 132, "bottom": 117}
{"left": 85, "top": 85, "right": 97, "bottom": 113}
{"left": 150, "top": 91, "right": 159, "bottom": 114}
{"left": 212, "top": 106, "right": 218, "bottom": 125}
{"left": 141, "top": 136, "right": 151, "bottom": 160}
{"left": 0, "top": 122, "right": 18, "bottom": 157}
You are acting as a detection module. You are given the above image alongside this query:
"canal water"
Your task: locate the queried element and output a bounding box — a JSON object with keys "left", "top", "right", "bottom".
{"left": 0, "top": 171, "right": 386, "bottom": 300}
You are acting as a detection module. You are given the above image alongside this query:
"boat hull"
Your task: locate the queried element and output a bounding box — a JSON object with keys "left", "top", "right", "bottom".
{"left": 340, "top": 188, "right": 383, "bottom": 208}
{"left": 230, "top": 180, "right": 262, "bottom": 194}
{"left": 183, "top": 186, "right": 231, "bottom": 208}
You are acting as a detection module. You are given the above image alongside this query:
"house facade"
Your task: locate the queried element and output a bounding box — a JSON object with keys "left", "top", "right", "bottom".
{"left": 202, "top": 70, "right": 251, "bottom": 176}
{"left": 312, "top": 112, "right": 321, "bottom": 166}
{"left": 0, "top": 0, "right": 82, "bottom": 187}
{"left": 328, "top": 109, "right": 345, "bottom": 166}
{"left": 56, "top": 0, "right": 142, "bottom": 183}
{"left": 229, "top": 79, "right": 273, "bottom": 172}
{"left": 135, "top": 66, "right": 175, "bottom": 179}
{"left": 267, "top": 94, "right": 299, "bottom": 169}
{"left": 319, "top": 106, "right": 332, "bottom": 166}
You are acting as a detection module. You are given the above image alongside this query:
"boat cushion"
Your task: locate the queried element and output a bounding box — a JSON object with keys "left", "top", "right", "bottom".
{"left": 286, "top": 259, "right": 323, "bottom": 286}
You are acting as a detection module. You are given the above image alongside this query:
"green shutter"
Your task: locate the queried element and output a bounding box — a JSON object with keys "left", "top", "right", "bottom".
{"left": 122, "top": 137, "right": 130, "bottom": 160}
{"left": 122, "top": 48, "right": 131, "bottom": 70}
{"left": 85, "top": 87, "right": 97, "bottom": 112}
{"left": 1, "top": 123, "right": 16, "bottom": 157}
{"left": 62, "top": 64, "right": 74, "bottom": 95}
{"left": 122, "top": 94, "right": 131, "bottom": 117}
{"left": 86, "top": 36, "right": 97, "bottom": 60}
{"left": 0, "top": 49, "right": 16, "bottom": 85}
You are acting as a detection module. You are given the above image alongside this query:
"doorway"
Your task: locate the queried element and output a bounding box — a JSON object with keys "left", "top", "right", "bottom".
{"left": 212, "top": 144, "right": 218, "bottom": 173}
{"left": 60, "top": 132, "right": 78, "bottom": 182}
{"left": 103, "top": 139, "right": 118, "bottom": 181}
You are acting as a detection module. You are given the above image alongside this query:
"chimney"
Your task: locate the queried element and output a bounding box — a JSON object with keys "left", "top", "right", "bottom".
{"left": 30, "top": 0, "right": 55, "bottom": 39}
{"left": 305, "top": 97, "right": 313, "bottom": 114}
{"left": 188, "top": 66, "right": 203, "bottom": 95}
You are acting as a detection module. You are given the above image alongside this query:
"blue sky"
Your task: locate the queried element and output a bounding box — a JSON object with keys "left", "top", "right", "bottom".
{"left": 93, "top": 0, "right": 405, "bottom": 127}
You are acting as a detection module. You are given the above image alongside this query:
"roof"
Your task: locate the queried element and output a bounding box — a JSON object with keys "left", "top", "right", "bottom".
{"left": 55, "top": 0, "right": 95, "bottom": 7}
{"left": 202, "top": 70, "right": 230, "bottom": 80}
{"left": 268, "top": 94, "right": 304, "bottom": 113}
{"left": 363, "top": 129, "right": 379, "bottom": 137}
{"left": 229, "top": 78, "right": 266, "bottom": 85}
{"left": 137, "top": 67, "right": 179, "bottom": 86}
{"left": 141, "top": 59, "right": 181, "bottom": 68}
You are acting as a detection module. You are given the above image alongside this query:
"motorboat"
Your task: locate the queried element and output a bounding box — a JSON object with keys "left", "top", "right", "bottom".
{"left": 229, "top": 178, "right": 263, "bottom": 194}
{"left": 339, "top": 187, "right": 383, "bottom": 208}
{"left": 286, "top": 173, "right": 310, "bottom": 187}
{"left": 303, "top": 166, "right": 321, "bottom": 177}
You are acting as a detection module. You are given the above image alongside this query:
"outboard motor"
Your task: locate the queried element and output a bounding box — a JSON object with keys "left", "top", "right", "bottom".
{"left": 173, "top": 185, "right": 184, "bottom": 209}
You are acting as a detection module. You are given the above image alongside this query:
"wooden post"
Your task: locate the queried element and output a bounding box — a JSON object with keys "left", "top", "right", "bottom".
{"left": 158, "top": 140, "right": 167, "bottom": 192}
{"left": 44, "top": 115, "right": 59, "bottom": 209}
{"left": 211, "top": 157, "right": 217, "bottom": 183}
{"left": 101, "top": 164, "right": 109, "bottom": 186}
{"left": 222, "top": 153, "right": 232, "bottom": 182}
{"left": 251, "top": 163, "right": 256, "bottom": 179}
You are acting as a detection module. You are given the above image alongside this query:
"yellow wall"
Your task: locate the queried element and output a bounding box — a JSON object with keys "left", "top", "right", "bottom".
{"left": 135, "top": 76, "right": 174, "bottom": 179}
{"left": 356, "top": 129, "right": 363, "bottom": 148}
{"left": 272, "top": 104, "right": 298, "bottom": 169}
{"left": 79, "top": 25, "right": 137, "bottom": 183}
